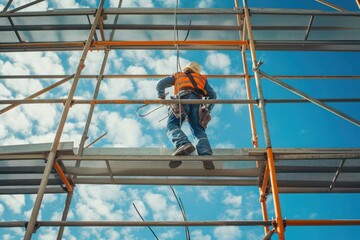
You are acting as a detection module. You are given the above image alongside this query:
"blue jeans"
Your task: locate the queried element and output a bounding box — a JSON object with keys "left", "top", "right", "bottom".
{"left": 166, "top": 92, "right": 213, "bottom": 155}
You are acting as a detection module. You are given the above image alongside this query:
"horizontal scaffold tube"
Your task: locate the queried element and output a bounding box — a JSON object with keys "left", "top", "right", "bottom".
{"left": 0, "top": 220, "right": 272, "bottom": 228}
{"left": 1, "top": 74, "right": 360, "bottom": 79}
{"left": 1, "top": 219, "right": 359, "bottom": 228}
{"left": 93, "top": 40, "right": 248, "bottom": 47}
{"left": 1, "top": 98, "right": 360, "bottom": 105}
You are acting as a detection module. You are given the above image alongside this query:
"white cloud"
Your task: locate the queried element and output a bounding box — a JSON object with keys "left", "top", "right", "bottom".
{"left": 67, "top": 104, "right": 91, "bottom": 123}
{"left": 192, "top": 230, "right": 211, "bottom": 240}
{"left": 144, "top": 190, "right": 183, "bottom": 221}
{"left": 75, "top": 185, "right": 125, "bottom": 221}
{"left": 148, "top": 55, "right": 188, "bottom": 74}
{"left": 159, "top": 229, "right": 179, "bottom": 239}
{"left": 214, "top": 226, "right": 242, "bottom": 240}
{"left": 222, "top": 78, "right": 247, "bottom": 112}
{"left": 106, "top": 228, "right": 121, "bottom": 240}
{"left": 3, "top": 52, "right": 65, "bottom": 75}
{"left": 215, "top": 142, "right": 235, "bottom": 148}
{"left": 224, "top": 208, "right": 241, "bottom": 220}
{"left": 2, "top": 234, "right": 12, "bottom": 240}
{"left": 205, "top": 51, "right": 231, "bottom": 74}
{"left": 144, "top": 191, "right": 166, "bottom": 212}
{"left": 99, "top": 111, "right": 152, "bottom": 147}
{"left": 199, "top": 189, "right": 211, "bottom": 202}
{"left": 0, "top": 108, "right": 31, "bottom": 138}
{"left": 6, "top": 0, "right": 48, "bottom": 11}
{"left": 52, "top": 0, "right": 80, "bottom": 8}
{"left": 135, "top": 80, "right": 158, "bottom": 99}
{"left": 0, "top": 83, "right": 12, "bottom": 98}
{"left": 100, "top": 78, "right": 134, "bottom": 99}
{"left": 223, "top": 191, "right": 242, "bottom": 207}
{"left": 38, "top": 227, "right": 58, "bottom": 240}
{"left": 0, "top": 203, "right": 4, "bottom": 215}
{"left": 22, "top": 104, "right": 59, "bottom": 134}
{"left": 122, "top": 50, "right": 155, "bottom": 63}
{"left": 130, "top": 199, "right": 148, "bottom": 220}
{"left": 43, "top": 194, "right": 57, "bottom": 204}
{"left": 122, "top": 0, "right": 155, "bottom": 7}
{"left": 68, "top": 51, "right": 105, "bottom": 74}
{"left": 198, "top": 0, "right": 215, "bottom": 8}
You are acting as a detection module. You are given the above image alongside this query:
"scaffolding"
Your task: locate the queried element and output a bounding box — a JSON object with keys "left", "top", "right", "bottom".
{"left": 0, "top": 0, "right": 360, "bottom": 239}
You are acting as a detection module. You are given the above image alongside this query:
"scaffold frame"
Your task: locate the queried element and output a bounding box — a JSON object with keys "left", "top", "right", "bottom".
{"left": 0, "top": 0, "right": 360, "bottom": 239}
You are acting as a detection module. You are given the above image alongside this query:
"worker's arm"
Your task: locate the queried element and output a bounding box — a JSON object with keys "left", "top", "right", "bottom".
{"left": 156, "top": 75, "right": 175, "bottom": 99}
{"left": 204, "top": 81, "right": 217, "bottom": 111}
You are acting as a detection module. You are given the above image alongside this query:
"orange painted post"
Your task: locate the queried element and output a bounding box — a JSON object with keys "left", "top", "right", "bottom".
{"left": 259, "top": 163, "right": 271, "bottom": 234}
{"left": 259, "top": 188, "right": 270, "bottom": 233}
{"left": 53, "top": 162, "right": 73, "bottom": 192}
{"left": 267, "top": 148, "right": 285, "bottom": 239}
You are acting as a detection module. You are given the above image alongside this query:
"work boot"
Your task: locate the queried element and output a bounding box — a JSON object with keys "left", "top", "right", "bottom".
{"left": 172, "top": 143, "right": 195, "bottom": 156}
{"left": 169, "top": 143, "right": 195, "bottom": 168}
{"left": 203, "top": 161, "right": 215, "bottom": 170}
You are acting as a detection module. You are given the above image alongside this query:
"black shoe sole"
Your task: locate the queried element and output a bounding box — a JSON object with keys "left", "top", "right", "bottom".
{"left": 203, "top": 161, "right": 215, "bottom": 170}
{"left": 169, "top": 161, "right": 182, "bottom": 168}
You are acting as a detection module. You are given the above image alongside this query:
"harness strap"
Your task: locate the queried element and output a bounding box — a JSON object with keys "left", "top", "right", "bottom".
{"left": 185, "top": 73, "right": 207, "bottom": 97}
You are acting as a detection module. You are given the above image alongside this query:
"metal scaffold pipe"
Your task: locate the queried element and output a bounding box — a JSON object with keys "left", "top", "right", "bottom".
{"left": 23, "top": 0, "right": 106, "bottom": 239}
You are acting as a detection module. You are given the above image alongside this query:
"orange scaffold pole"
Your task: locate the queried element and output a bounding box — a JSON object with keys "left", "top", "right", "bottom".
{"left": 53, "top": 162, "right": 73, "bottom": 192}
{"left": 242, "top": 0, "right": 285, "bottom": 238}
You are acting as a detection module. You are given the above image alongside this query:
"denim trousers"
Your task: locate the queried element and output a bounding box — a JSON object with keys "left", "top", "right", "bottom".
{"left": 166, "top": 92, "right": 213, "bottom": 155}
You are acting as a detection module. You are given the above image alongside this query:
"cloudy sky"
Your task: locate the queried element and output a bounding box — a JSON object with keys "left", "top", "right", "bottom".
{"left": 1, "top": 0, "right": 360, "bottom": 240}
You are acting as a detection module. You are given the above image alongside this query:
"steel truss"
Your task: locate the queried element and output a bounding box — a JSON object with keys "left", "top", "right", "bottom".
{"left": 0, "top": 0, "right": 359, "bottom": 239}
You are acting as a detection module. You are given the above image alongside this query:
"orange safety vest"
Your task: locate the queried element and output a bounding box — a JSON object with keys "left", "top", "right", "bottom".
{"left": 173, "top": 72, "right": 207, "bottom": 96}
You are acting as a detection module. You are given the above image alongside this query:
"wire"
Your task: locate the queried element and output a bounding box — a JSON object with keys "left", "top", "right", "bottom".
{"left": 170, "top": 186, "right": 191, "bottom": 240}
{"left": 132, "top": 202, "right": 159, "bottom": 240}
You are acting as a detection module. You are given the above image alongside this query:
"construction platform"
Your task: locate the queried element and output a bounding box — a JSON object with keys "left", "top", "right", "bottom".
{"left": 1, "top": 142, "right": 359, "bottom": 195}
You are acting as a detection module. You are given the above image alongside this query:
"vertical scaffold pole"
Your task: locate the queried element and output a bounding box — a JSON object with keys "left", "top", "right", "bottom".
{"left": 242, "top": 0, "right": 285, "bottom": 239}
{"left": 56, "top": 1, "right": 123, "bottom": 238}
{"left": 23, "top": 1, "right": 105, "bottom": 239}
{"left": 234, "top": 0, "right": 267, "bottom": 235}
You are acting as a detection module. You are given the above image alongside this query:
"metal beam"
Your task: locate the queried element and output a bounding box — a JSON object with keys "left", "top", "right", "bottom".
{"left": 1, "top": 40, "right": 360, "bottom": 52}
{"left": 315, "top": 0, "right": 348, "bottom": 12}
{"left": 66, "top": 167, "right": 260, "bottom": 177}
{"left": 0, "top": 7, "right": 359, "bottom": 17}
{"left": 2, "top": 74, "right": 360, "bottom": 79}
{"left": 0, "top": 220, "right": 273, "bottom": 228}
{"left": 2, "top": 98, "right": 360, "bottom": 105}
{"left": 23, "top": 1, "right": 105, "bottom": 238}
{"left": 74, "top": 178, "right": 259, "bottom": 186}
{"left": 259, "top": 70, "right": 360, "bottom": 127}
{"left": 1, "top": 0, "right": 13, "bottom": 12}
{"left": 0, "top": 74, "right": 74, "bottom": 115}
{"left": 7, "top": 0, "right": 44, "bottom": 13}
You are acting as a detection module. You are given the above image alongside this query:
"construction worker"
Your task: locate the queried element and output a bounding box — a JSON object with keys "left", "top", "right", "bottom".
{"left": 156, "top": 62, "right": 217, "bottom": 170}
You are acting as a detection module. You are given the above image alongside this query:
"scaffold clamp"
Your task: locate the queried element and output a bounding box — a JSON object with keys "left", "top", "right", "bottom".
{"left": 25, "top": 221, "right": 40, "bottom": 233}
{"left": 254, "top": 60, "right": 264, "bottom": 72}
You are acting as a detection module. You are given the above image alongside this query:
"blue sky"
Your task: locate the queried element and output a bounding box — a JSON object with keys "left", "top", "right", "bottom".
{"left": 0, "top": 0, "right": 360, "bottom": 239}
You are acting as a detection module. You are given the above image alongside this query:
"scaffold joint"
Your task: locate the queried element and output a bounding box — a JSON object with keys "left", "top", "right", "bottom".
{"left": 25, "top": 221, "right": 40, "bottom": 233}
{"left": 259, "top": 194, "right": 267, "bottom": 203}
{"left": 253, "top": 60, "right": 264, "bottom": 72}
